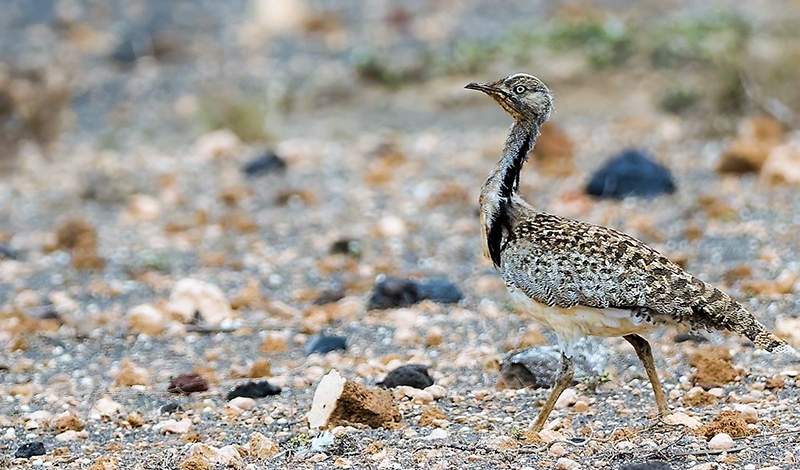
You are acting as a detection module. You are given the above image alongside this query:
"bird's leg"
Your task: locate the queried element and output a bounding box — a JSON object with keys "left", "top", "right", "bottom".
{"left": 623, "top": 334, "right": 669, "bottom": 416}
{"left": 531, "top": 351, "right": 574, "bottom": 432}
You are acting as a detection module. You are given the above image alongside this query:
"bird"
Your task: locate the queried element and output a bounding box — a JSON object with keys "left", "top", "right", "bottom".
{"left": 466, "top": 73, "right": 795, "bottom": 432}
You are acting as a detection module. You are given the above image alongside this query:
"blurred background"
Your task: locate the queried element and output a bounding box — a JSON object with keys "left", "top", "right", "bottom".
{"left": 3, "top": 0, "right": 800, "bottom": 158}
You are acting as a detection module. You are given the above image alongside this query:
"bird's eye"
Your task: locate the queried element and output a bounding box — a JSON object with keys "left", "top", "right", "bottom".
{"left": 514, "top": 85, "right": 526, "bottom": 94}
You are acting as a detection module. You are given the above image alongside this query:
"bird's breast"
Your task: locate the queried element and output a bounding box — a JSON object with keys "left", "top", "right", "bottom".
{"left": 509, "top": 289, "right": 657, "bottom": 344}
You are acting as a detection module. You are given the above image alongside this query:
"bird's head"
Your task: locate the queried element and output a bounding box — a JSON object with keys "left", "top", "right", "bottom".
{"left": 466, "top": 73, "right": 553, "bottom": 124}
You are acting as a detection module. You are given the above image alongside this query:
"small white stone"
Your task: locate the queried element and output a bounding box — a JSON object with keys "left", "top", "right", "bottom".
{"left": 549, "top": 442, "right": 567, "bottom": 457}
{"left": 89, "top": 397, "right": 123, "bottom": 419}
{"left": 156, "top": 418, "right": 192, "bottom": 434}
{"left": 743, "top": 464, "right": 756, "bottom": 470}
{"left": 423, "top": 428, "right": 448, "bottom": 440}
{"left": 55, "top": 430, "right": 88, "bottom": 441}
{"left": 733, "top": 404, "right": 758, "bottom": 423}
{"left": 555, "top": 388, "right": 578, "bottom": 409}
{"left": 708, "top": 432, "right": 734, "bottom": 451}
{"left": 662, "top": 411, "right": 701, "bottom": 429}
{"left": 2, "top": 428, "right": 16, "bottom": 440}
{"left": 555, "top": 457, "right": 580, "bottom": 470}
{"left": 615, "top": 441, "right": 635, "bottom": 452}
{"left": 424, "top": 385, "right": 446, "bottom": 400}
{"left": 707, "top": 387, "right": 725, "bottom": 398}
{"left": 228, "top": 397, "right": 257, "bottom": 411}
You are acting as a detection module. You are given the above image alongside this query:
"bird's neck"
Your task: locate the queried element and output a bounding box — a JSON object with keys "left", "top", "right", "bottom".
{"left": 480, "top": 118, "right": 540, "bottom": 267}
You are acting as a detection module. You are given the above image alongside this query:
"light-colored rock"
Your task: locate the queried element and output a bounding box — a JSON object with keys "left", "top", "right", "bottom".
{"left": 55, "top": 430, "right": 88, "bottom": 441}
{"left": 733, "top": 404, "right": 758, "bottom": 423}
{"left": 228, "top": 396, "right": 257, "bottom": 411}
{"left": 127, "top": 304, "right": 167, "bottom": 336}
{"left": 775, "top": 317, "right": 800, "bottom": 347}
{"left": 394, "top": 386, "right": 434, "bottom": 404}
{"left": 424, "top": 385, "right": 446, "bottom": 400}
{"left": 155, "top": 417, "right": 192, "bottom": 434}
{"left": 195, "top": 129, "right": 241, "bottom": 159}
{"left": 761, "top": 140, "right": 800, "bottom": 186}
{"left": 662, "top": 411, "right": 701, "bottom": 429}
{"left": 549, "top": 442, "right": 567, "bottom": 457}
{"left": 555, "top": 457, "right": 581, "bottom": 470}
{"left": 125, "top": 194, "right": 161, "bottom": 221}
{"left": 249, "top": 431, "right": 279, "bottom": 459}
{"left": 708, "top": 432, "right": 734, "bottom": 451}
{"left": 423, "top": 428, "right": 448, "bottom": 440}
{"left": 555, "top": 388, "right": 578, "bottom": 409}
{"left": 308, "top": 369, "right": 347, "bottom": 429}
{"left": 168, "top": 278, "right": 233, "bottom": 325}
{"left": 2, "top": 428, "right": 16, "bottom": 440}
{"left": 307, "top": 369, "right": 400, "bottom": 429}
{"left": 89, "top": 397, "right": 123, "bottom": 419}
{"left": 536, "top": 428, "right": 563, "bottom": 444}
{"left": 187, "top": 443, "right": 242, "bottom": 466}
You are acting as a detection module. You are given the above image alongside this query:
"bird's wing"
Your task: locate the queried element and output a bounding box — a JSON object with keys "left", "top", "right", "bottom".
{"left": 500, "top": 212, "right": 789, "bottom": 352}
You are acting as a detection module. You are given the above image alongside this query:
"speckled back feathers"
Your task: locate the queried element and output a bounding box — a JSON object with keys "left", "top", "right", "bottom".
{"left": 501, "top": 211, "right": 790, "bottom": 352}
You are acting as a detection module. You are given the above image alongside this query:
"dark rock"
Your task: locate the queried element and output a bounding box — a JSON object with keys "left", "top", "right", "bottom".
{"left": 242, "top": 151, "right": 287, "bottom": 177}
{"left": 674, "top": 332, "right": 708, "bottom": 343}
{"left": 500, "top": 338, "right": 609, "bottom": 389}
{"left": 15, "top": 442, "right": 45, "bottom": 458}
{"left": 313, "top": 288, "right": 346, "bottom": 305}
{"left": 585, "top": 149, "right": 676, "bottom": 199}
{"left": 167, "top": 373, "right": 209, "bottom": 394}
{"left": 378, "top": 364, "right": 434, "bottom": 389}
{"left": 305, "top": 334, "right": 347, "bottom": 355}
{"left": 620, "top": 461, "right": 673, "bottom": 470}
{"left": 0, "top": 245, "right": 17, "bottom": 259}
{"left": 367, "top": 276, "right": 462, "bottom": 310}
{"left": 415, "top": 279, "right": 463, "bottom": 304}
{"left": 226, "top": 380, "right": 281, "bottom": 399}
{"left": 160, "top": 402, "right": 182, "bottom": 414}
{"left": 329, "top": 238, "right": 362, "bottom": 258}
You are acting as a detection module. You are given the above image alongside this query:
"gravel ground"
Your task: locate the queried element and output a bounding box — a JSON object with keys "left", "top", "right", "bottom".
{"left": 2, "top": 1, "right": 800, "bottom": 469}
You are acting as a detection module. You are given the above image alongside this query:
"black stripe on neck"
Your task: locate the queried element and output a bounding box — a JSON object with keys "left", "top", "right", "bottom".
{"left": 500, "top": 132, "right": 533, "bottom": 199}
{"left": 487, "top": 129, "right": 533, "bottom": 267}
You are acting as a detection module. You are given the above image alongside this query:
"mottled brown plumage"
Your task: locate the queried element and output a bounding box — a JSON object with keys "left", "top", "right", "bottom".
{"left": 467, "top": 73, "right": 794, "bottom": 432}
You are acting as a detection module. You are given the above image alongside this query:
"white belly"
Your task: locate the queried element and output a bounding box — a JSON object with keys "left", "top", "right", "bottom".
{"left": 510, "top": 290, "right": 657, "bottom": 345}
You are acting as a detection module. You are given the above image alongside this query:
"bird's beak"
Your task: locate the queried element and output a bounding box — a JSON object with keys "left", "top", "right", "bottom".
{"left": 465, "top": 82, "right": 496, "bottom": 94}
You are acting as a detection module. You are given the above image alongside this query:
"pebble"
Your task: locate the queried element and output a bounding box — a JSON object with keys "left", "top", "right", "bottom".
{"left": 733, "top": 404, "right": 758, "bottom": 423}
{"left": 662, "top": 411, "right": 701, "bottom": 429}
{"left": 160, "top": 402, "right": 183, "bottom": 414}
{"left": 378, "top": 364, "right": 434, "bottom": 389}
{"left": 423, "top": 428, "right": 448, "bottom": 440}
{"left": 394, "top": 386, "right": 434, "bottom": 404}
{"left": 242, "top": 150, "right": 287, "bottom": 176}
{"left": 305, "top": 335, "right": 348, "bottom": 355}
{"left": 55, "top": 430, "right": 88, "bottom": 441}
{"left": 708, "top": 432, "right": 734, "bottom": 451}
{"left": 228, "top": 397, "right": 257, "bottom": 411}
{"left": 168, "top": 373, "right": 209, "bottom": 394}
{"left": 424, "top": 384, "right": 446, "bottom": 400}
{"left": 195, "top": 129, "right": 241, "bottom": 159}
{"left": 367, "top": 276, "right": 462, "bottom": 310}
{"left": 89, "top": 397, "right": 124, "bottom": 419}
{"left": 585, "top": 149, "right": 676, "bottom": 199}
{"left": 127, "top": 304, "right": 166, "bottom": 336}
{"left": 555, "top": 457, "right": 581, "bottom": 470}
{"left": 167, "top": 278, "right": 234, "bottom": 325}
{"left": 249, "top": 432, "right": 280, "bottom": 459}
{"left": 15, "top": 442, "right": 46, "bottom": 459}
{"left": 549, "top": 442, "right": 567, "bottom": 457}
{"left": 156, "top": 418, "right": 193, "bottom": 434}
{"left": 226, "top": 380, "right": 281, "bottom": 399}
{"left": 3, "top": 428, "right": 16, "bottom": 440}
{"left": 555, "top": 388, "right": 578, "bottom": 409}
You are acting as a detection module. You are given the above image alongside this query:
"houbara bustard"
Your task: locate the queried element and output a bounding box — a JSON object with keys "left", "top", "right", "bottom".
{"left": 466, "top": 73, "right": 794, "bottom": 432}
